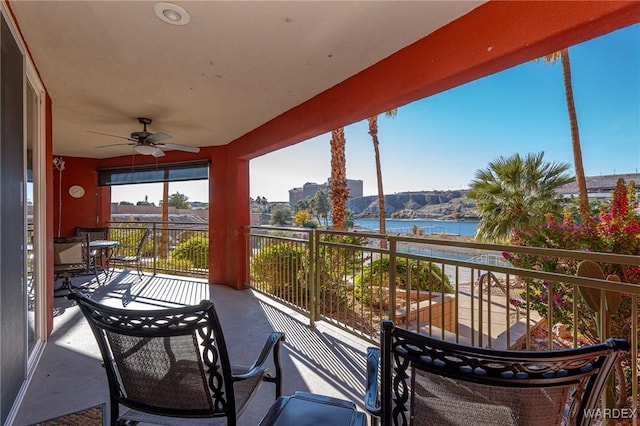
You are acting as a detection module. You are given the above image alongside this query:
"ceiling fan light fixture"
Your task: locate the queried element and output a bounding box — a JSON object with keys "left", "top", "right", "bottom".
{"left": 134, "top": 144, "right": 159, "bottom": 155}
{"left": 154, "top": 3, "right": 190, "bottom": 26}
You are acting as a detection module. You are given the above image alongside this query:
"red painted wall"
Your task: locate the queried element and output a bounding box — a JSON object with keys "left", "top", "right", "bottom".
{"left": 51, "top": 156, "right": 103, "bottom": 237}
{"left": 208, "top": 147, "right": 250, "bottom": 289}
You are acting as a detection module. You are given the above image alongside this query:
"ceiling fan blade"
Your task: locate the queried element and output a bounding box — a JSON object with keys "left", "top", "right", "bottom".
{"left": 146, "top": 132, "right": 172, "bottom": 143}
{"left": 87, "top": 130, "right": 135, "bottom": 142}
{"left": 152, "top": 148, "right": 166, "bottom": 158}
{"left": 95, "top": 143, "right": 136, "bottom": 148}
{"left": 159, "top": 143, "right": 200, "bottom": 153}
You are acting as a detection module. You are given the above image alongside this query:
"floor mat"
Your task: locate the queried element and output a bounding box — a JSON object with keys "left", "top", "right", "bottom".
{"left": 30, "top": 404, "right": 104, "bottom": 426}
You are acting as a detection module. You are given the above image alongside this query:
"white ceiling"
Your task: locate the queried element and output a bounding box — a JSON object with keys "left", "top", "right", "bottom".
{"left": 10, "top": 1, "right": 483, "bottom": 159}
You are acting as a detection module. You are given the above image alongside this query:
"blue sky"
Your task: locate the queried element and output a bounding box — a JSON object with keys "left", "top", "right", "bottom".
{"left": 113, "top": 23, "right": 639, "bottom": 204}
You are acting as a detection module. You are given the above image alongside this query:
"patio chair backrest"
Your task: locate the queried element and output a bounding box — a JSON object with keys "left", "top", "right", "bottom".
{"left": 116, "top": 227, "right": 150, "bottom": 258}
{"left": 134, "top": 228, "right": 151, "bottom": 258}
{"left": 69, "top": 293, "right": 238, "bottom": 423}
{"left": 53, "top": 235, "right": 91, "bottom": 274}
{"left": 76, "top": 226, "right": 109, "bottom": 241}
{"left": 366, "top": 320, "right": 629, "bottom": 426}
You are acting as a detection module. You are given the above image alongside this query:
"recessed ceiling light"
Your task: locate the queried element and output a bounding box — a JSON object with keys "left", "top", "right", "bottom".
{"left": 154, "top": 2, "right": 190, "bottom": 26}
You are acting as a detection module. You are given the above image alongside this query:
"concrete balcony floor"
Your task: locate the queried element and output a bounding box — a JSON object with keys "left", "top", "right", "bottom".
{"left": 15, "top": 271, "right": 370, "bottom": 425}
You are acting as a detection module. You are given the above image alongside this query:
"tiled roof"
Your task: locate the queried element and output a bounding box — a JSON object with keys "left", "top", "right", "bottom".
{"left": 557, "top": 173, "right": 639, "bottom": 194}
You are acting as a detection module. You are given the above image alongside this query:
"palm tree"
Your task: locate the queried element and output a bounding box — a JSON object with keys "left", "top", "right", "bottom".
{"left": 468, "top": 151, "right": 574, "bottom": 242}
{"left": 368, "top": 109, "right": 397, "bottom": 247}
{"left": 539, "top": 49, "right": 590, "bottom": 223}
{"left": 330, "top": 127, "right": 348, "bottom": 231}
{"left": 255, "top": 196, "right": 268, "bottom": 212}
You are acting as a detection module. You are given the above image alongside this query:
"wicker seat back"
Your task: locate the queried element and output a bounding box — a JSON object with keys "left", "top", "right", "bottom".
{"left": 54, "top": 235, "right": 90, "bottom": 273}
{"left": 365, "top": 320, "right": 629, "bottom": 426}
{"left": 53, "top": 234, "right": 100, "bottom": 287}
{"left": 104, "top": 333, "right": 214, "bottom": 412}
{"left": 70, "top": 294, "right": 239, "bottom": 424}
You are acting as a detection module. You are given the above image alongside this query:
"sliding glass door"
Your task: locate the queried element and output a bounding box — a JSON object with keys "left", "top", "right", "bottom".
{"left": 25, "top": 54, "right": 46, "bottom": 367}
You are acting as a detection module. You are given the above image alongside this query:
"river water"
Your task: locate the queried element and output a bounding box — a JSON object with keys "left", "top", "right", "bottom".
{"left": 353, "top": 218, "right": 478, "bottom": 237}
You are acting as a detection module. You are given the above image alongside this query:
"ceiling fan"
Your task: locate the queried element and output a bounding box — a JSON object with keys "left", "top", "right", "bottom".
{"left": 91, "top": 117, "right": 200, "bottom": 157}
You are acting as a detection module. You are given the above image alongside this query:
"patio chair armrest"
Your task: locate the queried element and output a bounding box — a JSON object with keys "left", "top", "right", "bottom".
{"left": 604, "top": 337, "right": 630, "bottom": 352}
{"left": 232, "top": 331, "right": 285, "bottom": 380}
{"left": 365, "top": 347, "right": 382, "bottom": 416}
{"left": 66, "top": 290, "right": 82, "bottom": 302}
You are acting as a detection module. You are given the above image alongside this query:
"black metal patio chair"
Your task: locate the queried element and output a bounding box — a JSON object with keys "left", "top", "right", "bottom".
{"left": 68, "top": 292, "right": 285, "bottom": 425}
{"left": 53, "top": 234, "right": 100, "bottom": 292}
{"left": 76, "top": 226, "right": 110, "bottom": 273}
{"left": 109, "top": 227, "right": 150, "bottom": 279}
{"left": 365, "top": 320, "right": 629, "bottom": 426}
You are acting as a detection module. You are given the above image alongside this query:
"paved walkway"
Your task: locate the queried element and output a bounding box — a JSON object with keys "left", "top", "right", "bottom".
{"left": 401, "top": 265, "right": 540, "bottom": 349}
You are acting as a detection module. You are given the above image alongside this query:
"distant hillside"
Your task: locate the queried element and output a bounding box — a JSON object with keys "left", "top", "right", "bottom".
{"left": 346, "top": 191, "right": 478, "bottom": 220}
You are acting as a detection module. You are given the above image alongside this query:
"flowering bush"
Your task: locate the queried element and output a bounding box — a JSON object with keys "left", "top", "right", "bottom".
{"left": 504, "top": 178, "right": 639, "bottom": 342}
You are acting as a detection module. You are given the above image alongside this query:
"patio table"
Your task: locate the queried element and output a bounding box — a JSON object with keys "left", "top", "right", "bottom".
{"left": 259, "top": 392, "right": 366, "bottom": 426}
{"left": 89, "top": 240, "right": 119, "bottom": 272}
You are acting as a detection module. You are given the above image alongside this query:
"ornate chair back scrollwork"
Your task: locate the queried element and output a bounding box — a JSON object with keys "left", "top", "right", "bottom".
{"left": 365, "top": 320, "right": 628, "bottom": 426}
{"left": 68, "top": 292, "right": 284, "bottom": 426}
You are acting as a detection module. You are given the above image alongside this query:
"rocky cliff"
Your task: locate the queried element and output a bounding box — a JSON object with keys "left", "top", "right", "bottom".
{"left": 346, "top": 191, "right": 478, "bottom": 220}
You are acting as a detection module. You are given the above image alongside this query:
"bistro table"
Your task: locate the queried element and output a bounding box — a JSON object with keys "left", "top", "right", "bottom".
{"left": 259, "top": 392, "right": 366, "bottom": 426}
{"left": 89, "top": 239, "right": 120, "bottom": 274}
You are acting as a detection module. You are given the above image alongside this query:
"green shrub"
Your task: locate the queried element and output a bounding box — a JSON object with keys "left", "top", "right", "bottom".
{"left": 316, "top": 233, "right": 369, "bottom": 309}
{"left": 250, "top": 242, "right": 309, "bottom": 301}
{"left": 172, "top": 236, "right": 209, "bottom": 269}
{"left": 354, "top": 257, "right": 453, "bottom": 306}
{"left": 110, "top": 225, "right": 152, "bottom": 257}
{"left": 175, "top": 230, "right": 205, "bottom": 244}
{"left": 270, "top": 205, "right": 292, "bottom": 225}
{"left": 155, "top": 256, "right": 195, "bottom": 271}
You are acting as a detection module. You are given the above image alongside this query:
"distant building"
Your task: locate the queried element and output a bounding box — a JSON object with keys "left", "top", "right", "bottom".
{"left": 303, "top": 182, "right": 326, "bottom": 199}
{"left": 190, "top": 201, "right": 209, "bottom": 210}
{"left": 346, "top": 179, "right": 363, "bottom": 199}
{"left": 557, "top": 173, "right": 639, "bottom": 202}
{"left": 289, "top": 178, "right": 364, "bottom": 206}
{"left": 289, "top": 187, "right": 304, "bottom": 206}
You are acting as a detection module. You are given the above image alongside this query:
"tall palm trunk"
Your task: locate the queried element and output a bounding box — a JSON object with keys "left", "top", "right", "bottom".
{"left": 560, "top": 48, "right": 590, "bottom": 222}
{"left": 368, "top": 116, "right": 387, "bottom": 247}
{"left": 330, "top": 128, "right": 348, "bottom": 231}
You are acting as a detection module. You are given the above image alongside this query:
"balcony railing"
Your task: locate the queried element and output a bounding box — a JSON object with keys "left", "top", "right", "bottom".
{"left": 100, "top": 222, "right": 638, "bottom": 412}
{"left": 247, "top": 225, "right": 639, "bottom": 413}
{"left": 108, "top": 221, "right": 208, "bottom": 278}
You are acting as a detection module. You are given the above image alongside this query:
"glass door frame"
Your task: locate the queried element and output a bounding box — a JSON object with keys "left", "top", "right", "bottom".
{"left": 24, "top": 36, "right": 47, "bottom": 372}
